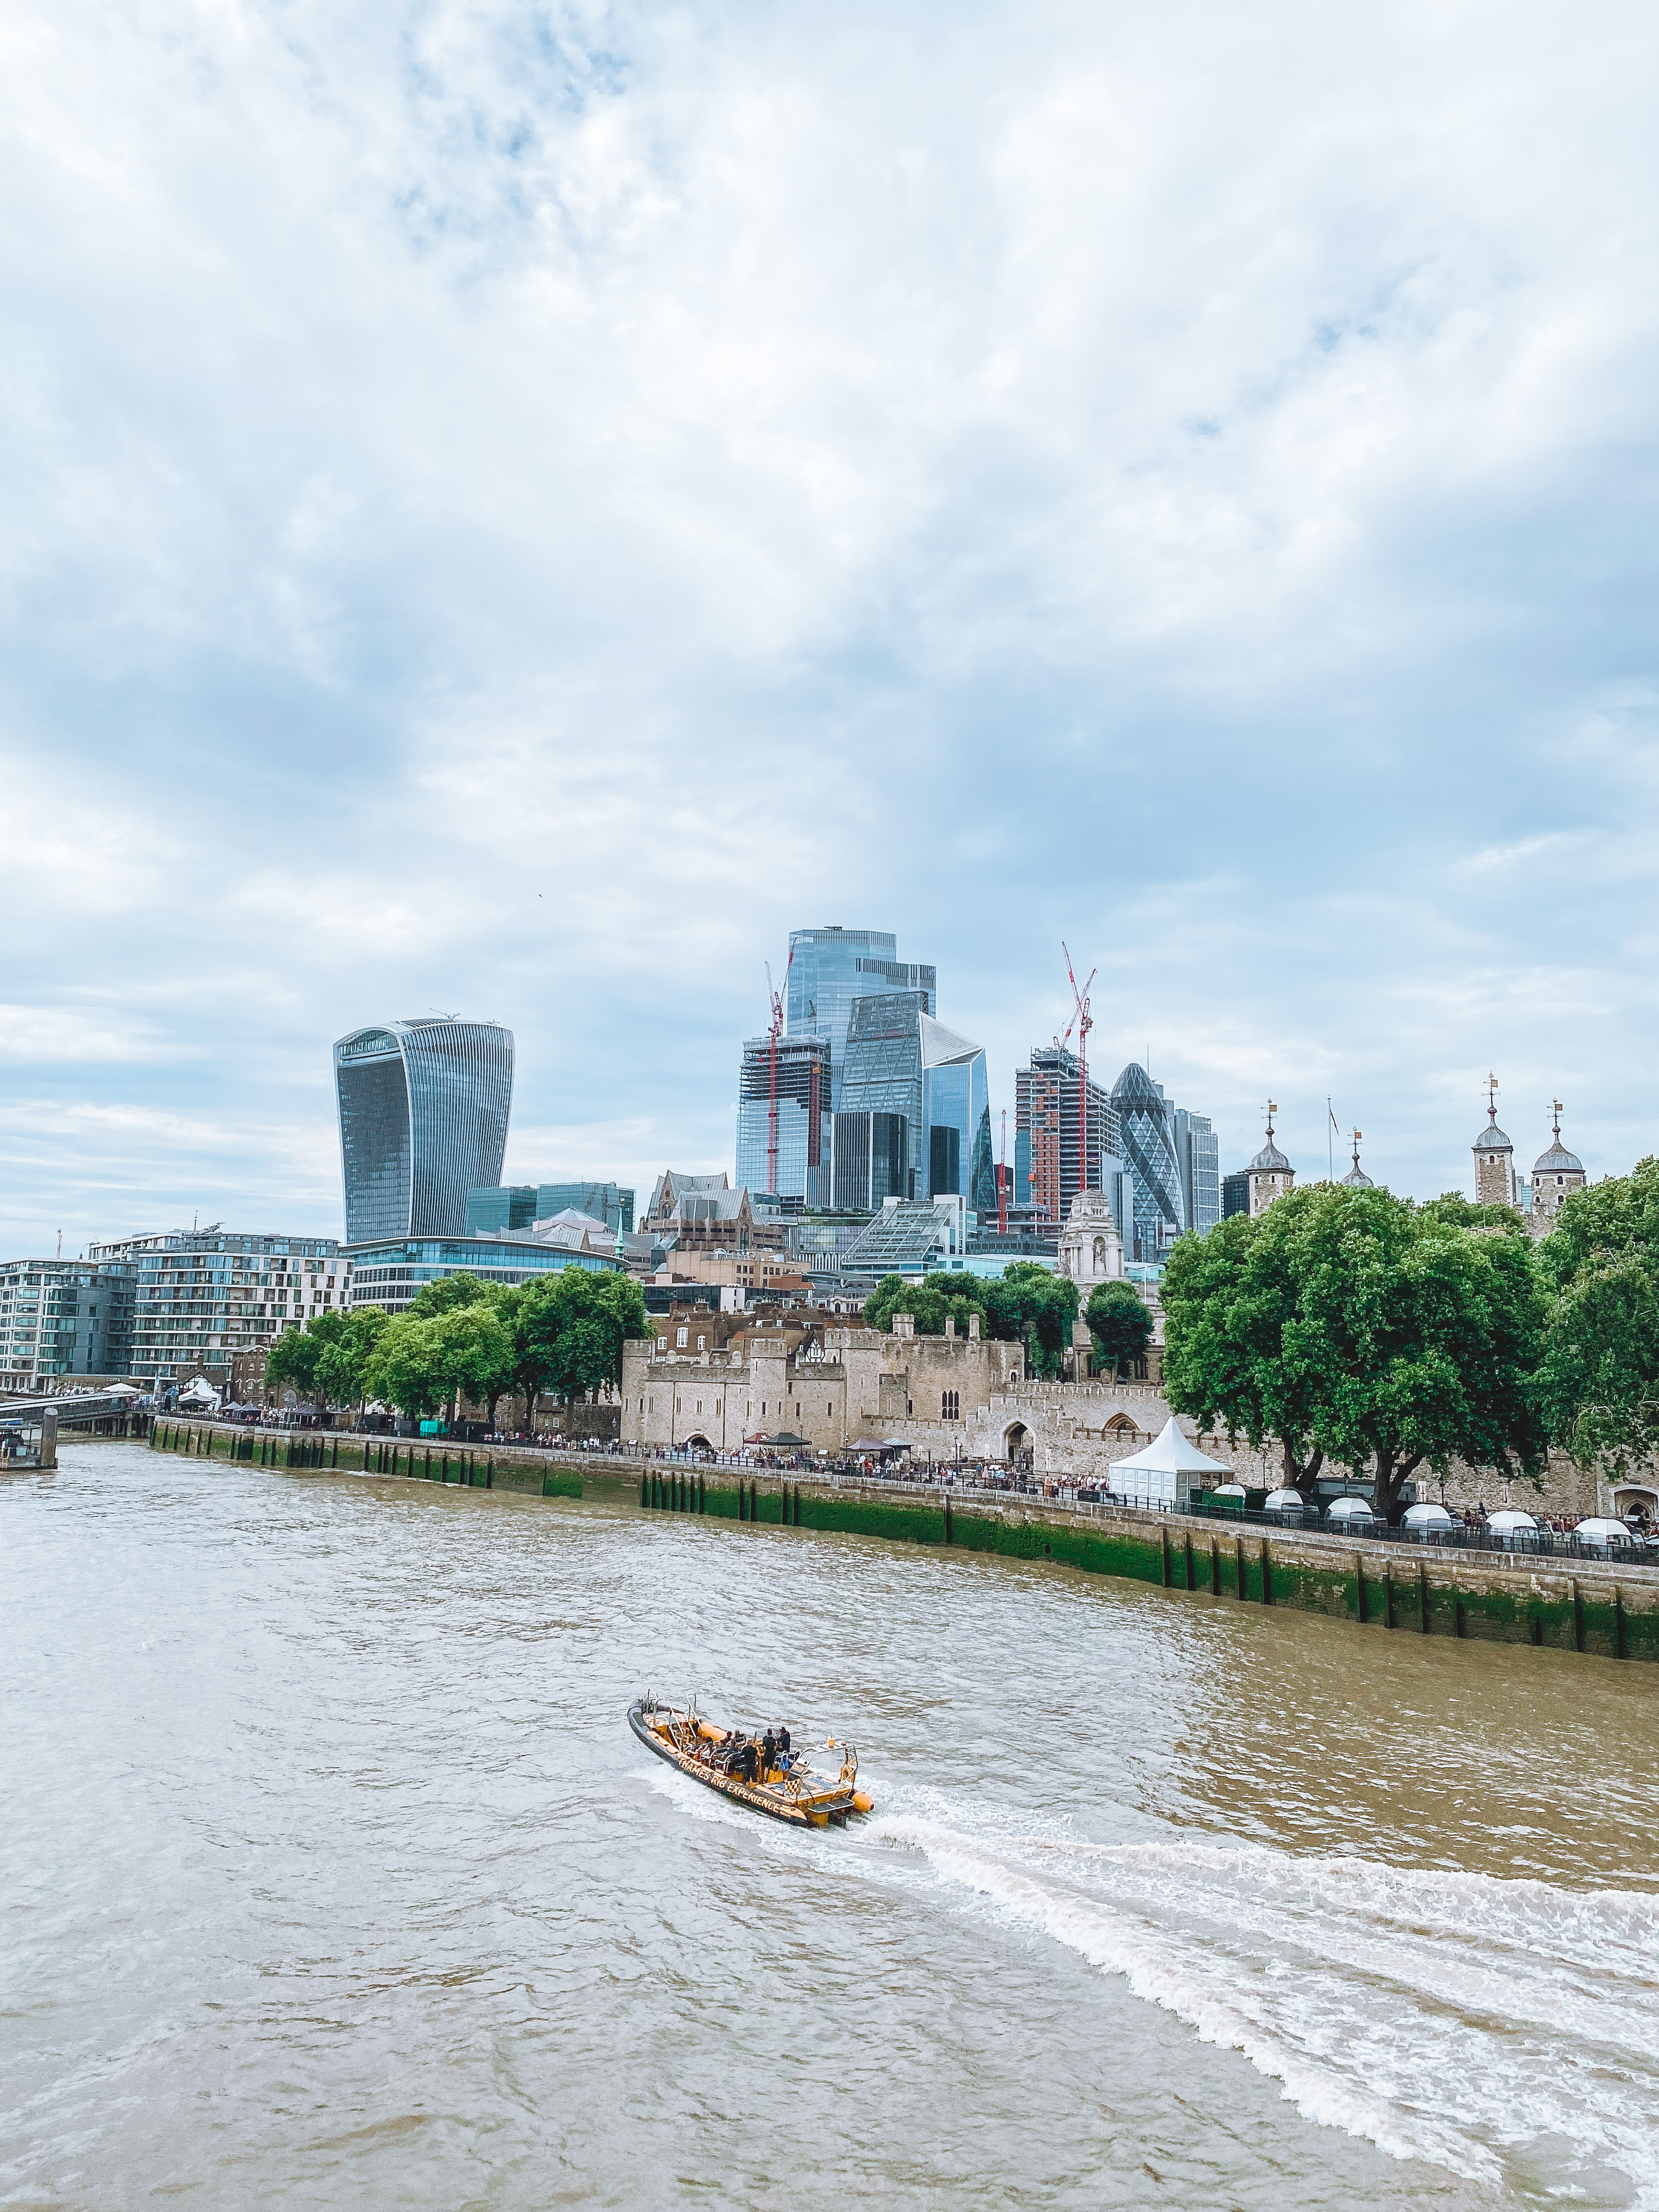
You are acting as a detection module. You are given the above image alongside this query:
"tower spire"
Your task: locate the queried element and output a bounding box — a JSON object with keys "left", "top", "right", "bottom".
{"left": 1487, "top": 1071, "right": 1499, "bottom": 1127}
{"left": 1352, "top": 1128, "right": 1363, "bottom": 1176}
{"left": 1551, "top": 1097, "right": 1563, "bottom": 1143}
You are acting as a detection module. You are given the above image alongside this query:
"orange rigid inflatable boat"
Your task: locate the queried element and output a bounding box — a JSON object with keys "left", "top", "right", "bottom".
{"left": 629, "top": 1696, "right": 874, "bottom": 1827}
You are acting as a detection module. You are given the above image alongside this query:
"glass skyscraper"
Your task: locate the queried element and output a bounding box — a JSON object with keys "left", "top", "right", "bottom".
{"left": 834, "top": 990, "right": 929, "bottom": 1199}
{"left": 1176, "top": 1109, "right": 1221, "bottom": 1237}
{"left": 785, "top": 928, "right": 935, "bottom": 1108}
{"left": 1109, "top": 1062, "right": 1186, "bottom": 1261}
{"left": 735, "top": 1034, "right": 831, "bottom": 1202}
{"left": 334, "top": 1019, "right": 514, "bottom": 1243}
{"left": 920, "top": 1014, "right": 995, "bottom": 1213}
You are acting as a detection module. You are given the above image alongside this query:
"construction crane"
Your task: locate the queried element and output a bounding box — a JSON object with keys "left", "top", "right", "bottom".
{"left": 763, "top": 950, "right": 794, "bottom": 1198}
{"left": 1062, "top": 941, "right": 1098, "bottom": 1207}
{"left": 998, "top": 1108, "right": 1008, "bottom": 1235}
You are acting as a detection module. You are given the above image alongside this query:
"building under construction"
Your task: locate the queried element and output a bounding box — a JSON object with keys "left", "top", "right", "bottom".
{"left": 735, "top": 1034, "right": 831, "bottom": 1205}
{"left": 1015, "top": 1045, "right": 1118, "bottom": 1228}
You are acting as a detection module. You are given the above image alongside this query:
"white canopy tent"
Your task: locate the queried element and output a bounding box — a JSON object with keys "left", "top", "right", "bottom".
{"left": 1108, "top": 1417, "right": 1233, "bottom": 1507}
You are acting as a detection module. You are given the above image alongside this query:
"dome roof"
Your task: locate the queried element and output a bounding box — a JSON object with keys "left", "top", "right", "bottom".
{"left": 1340, "top": 1163, "right": 1375, "bottom": 1188}
{"left": 1533, "top": 1141, "right": 1584, "bottom": 1175}
{"left": 1250, "top": 1139, "right": 1292, "bottom": 1173}
{"left": 1472, "top": 1121, "right": 1513, "bottom": 1153}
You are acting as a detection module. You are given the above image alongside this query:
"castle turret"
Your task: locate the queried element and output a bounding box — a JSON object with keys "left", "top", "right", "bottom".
{"left": 1340, "top": 1129, "right": 1374, "bottom": 1189}
{"left": 1472, "top": 1075, "right": 1516, "bottom": 1207}
{"left": 1529, "top": 1101, "right": 1585, "bottom": 1238}
{"left": 1248, "top": 1102, "right": 1294, "bottom": 1217}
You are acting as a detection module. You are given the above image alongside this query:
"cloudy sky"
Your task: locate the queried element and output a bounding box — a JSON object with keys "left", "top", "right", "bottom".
{"left": 4, "top": 0, "right": 1656, "bottom": 1256}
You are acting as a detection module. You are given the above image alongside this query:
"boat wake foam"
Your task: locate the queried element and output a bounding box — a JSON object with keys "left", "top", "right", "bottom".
{"left": 860, "top": 1796, "right": 1659, "bottom": 2203}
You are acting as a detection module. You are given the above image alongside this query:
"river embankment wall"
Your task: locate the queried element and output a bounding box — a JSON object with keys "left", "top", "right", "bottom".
{"left": 142, "top": 1421, "right": 1659, "bottom": 1665}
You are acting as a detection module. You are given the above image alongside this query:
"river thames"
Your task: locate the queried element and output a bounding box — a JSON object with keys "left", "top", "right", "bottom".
{"left": 3, "top": 1444, "right": 1656, "bottom": 2209}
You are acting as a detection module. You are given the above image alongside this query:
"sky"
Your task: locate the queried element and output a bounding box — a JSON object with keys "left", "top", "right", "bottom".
{"left": 3, "top": 0, "right": 1657, "bottom": 1258}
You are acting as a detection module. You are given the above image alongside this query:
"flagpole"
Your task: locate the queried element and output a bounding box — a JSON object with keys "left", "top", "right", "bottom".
{"left": 1328, "top": 1097, "right": 1332, "bottom": 1181}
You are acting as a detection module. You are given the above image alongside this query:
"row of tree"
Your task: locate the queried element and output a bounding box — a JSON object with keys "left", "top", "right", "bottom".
{"left": 1160, "top": 1165, "right": 1659, "bottom": 1517}
{"left": 265, "top": 1268, "right": 648, "bottom": 1427}
{"left": 862, "top": 1263, "right": 1154, "bottom": 1379}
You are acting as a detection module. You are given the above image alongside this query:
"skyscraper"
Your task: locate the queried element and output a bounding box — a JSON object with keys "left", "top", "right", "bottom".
{"left": 1015, "top": 1046, "right": 1115, "bottom": 1226}
{"left": 921, "top": 1014, "right": 995, "bottom": 1213}
{"left": 1109, "top": 1063, "right": 1185, "bottom": 1260}
{"left": 785, "top": 928, "right": 936, "bottom": 1108}
{"left": 1175, "top": 1108, "right": 1221, "bottom": 1237}
{"left": 834, "top": 990, "right": 929, "bottom": 1201}
{"left": 334, "top": 1020, "right": 514, "bottom": 1243}
{"left": 736, "top": 1033, "right": 831, "bottom": 1203}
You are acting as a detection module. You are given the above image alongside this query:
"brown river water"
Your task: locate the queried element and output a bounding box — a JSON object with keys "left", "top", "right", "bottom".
{"left": 3, "top": 1444, "right": 1656, "bottom": 2210}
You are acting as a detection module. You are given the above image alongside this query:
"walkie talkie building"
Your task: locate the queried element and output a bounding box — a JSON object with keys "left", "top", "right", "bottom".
{"left": 334, "top": 1020, "right": 514, "bottom": 1243}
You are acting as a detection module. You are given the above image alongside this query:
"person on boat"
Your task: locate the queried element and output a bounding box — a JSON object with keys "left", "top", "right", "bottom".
{"left": 761, "top": 1728, "right": 776, "bottom": 1779}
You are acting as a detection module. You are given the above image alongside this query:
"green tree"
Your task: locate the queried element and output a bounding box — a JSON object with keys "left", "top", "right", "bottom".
{"left": 1163, "top": 1183, "right": 1547, "bottom": 1519}
{"left": 1163, "top": 1207, "right": 1327, "bottom": 1496}
{"left": 509, "top": 1268, "right": 648, "bottom": 1424}
{"left": 315, "top": 1304, "right": 390, "bottom": 1411}
{"left": 263, "top": 1308, "right": 349, "bottom": 1407}
{"left": 431, "top": 1300, "right": 516, "bottom": 1429}
{"left": 364, "top": 1314, "right": 449, "bottom": 1419}
{"left": 1085, "top": 1280, "right": 1153, "bottom": 1378}
{"left": 863, "top": 1272, "right": 987, "bottom": 1338}
{"left": 980, "top": 1262, "right": 1079, "bottom": 1378}
{"left": 1534, "top": 1158, "right": 1659, "bottom": 1479}
{"left": 407, "top": 1272, "right": 495, "bottom": 1320}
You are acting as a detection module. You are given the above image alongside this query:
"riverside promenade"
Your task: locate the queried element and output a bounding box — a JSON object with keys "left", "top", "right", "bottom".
{"left": 142, "top": 1419, "right": 1659, "bottom": 1665}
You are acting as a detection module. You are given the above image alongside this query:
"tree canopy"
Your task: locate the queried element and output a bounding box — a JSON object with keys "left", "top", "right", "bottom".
{"left": 264, "top": 1308, "right": 348, "bottom": 1405}
{"left": 508, "top": 1269, "right": 647, "bottom": 1419}
{"left": 1085, "top": 1280, "right": 1153, "bottom": 1378}
{"left": 1533, "top": 1157, "right": 1659, "bottom": 1480}
{"left": 1161, "top": 1183, "right": 1547, "bottom": 1518}
{"left": 862, "top": 1263, "right": 1077, "bottom": 1376}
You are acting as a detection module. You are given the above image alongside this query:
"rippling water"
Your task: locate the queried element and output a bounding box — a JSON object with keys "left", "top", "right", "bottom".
{"left": 3, "top": 1446, "right": 1656, "bottom": 2210}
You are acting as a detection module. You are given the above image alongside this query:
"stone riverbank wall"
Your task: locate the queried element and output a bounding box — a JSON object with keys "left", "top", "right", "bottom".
{"left": 144, "top": 1421, "right": 1659, "bottom": 1665}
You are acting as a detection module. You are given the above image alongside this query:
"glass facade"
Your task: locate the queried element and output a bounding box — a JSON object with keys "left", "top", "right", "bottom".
{"left": 87, "top": 1229, "right": 343, "bottom": 1384}
{"left": 785, "top": 928, "right": 935, "bottom": 1108}
{"left": 0, "top": 1259, "right": 135, "bottom": 1390}
{"left": 836, "top": 991, "right": 928, "bottom": 1197}
{"left": 334, "top": 1020, "right": 514, "bottom": 1242}
{"left": 534, "top": 1182, "right": 634, "bottom": 1235}
{"left": 919, "top": 1014, "right": 995, "bottom": 1213}
{"left": 1176, "top": 1109, "right": 1221, "bottom": 1237}
{"left": 1109, "top": 1063, "right": 1186, "bottom": 1261}
{"left": 735, "top": 1034, "right": 831, "bottom": 1200}
{"left": 346, "top": 1235, "right": 621, "bottom": 1317}
{"left": 829, "top": 1110, "right": 911, "bottom": 1211}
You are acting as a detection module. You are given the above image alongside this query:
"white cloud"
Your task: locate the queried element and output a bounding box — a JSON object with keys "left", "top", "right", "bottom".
{"left": 3, "top": 0, "right": 1659, "bottom": 1251}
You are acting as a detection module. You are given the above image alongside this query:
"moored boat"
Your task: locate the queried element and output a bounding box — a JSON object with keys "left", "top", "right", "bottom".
{"left": 629, "top": 1695, "right": 873, "bottom": 1827}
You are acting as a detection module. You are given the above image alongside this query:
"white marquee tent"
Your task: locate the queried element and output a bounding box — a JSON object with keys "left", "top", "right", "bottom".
{"left": 1108, "top": 1417, "right": 1234, "bottom": 1507}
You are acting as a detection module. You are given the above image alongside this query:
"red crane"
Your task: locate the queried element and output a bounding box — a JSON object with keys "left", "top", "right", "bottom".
{"left": 998, "top": 1108, "right": 1008, "bottom": 1235}
{"left": 1062, "top": 941, "right": 1097, "bottom": 1206}
{"left": 763, "top": 950, "right": 794, "bottom": 1197}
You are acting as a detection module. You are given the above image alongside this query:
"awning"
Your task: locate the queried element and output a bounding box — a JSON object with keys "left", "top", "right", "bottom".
{"left": 848, "top": 1436, "right": 909, "bottom": 1453}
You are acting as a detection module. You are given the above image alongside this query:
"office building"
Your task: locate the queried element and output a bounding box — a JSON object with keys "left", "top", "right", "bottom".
{"left": 1175, "top": 1109, "right": 1221, "bottom": 1237}
{"left": 334, "top": 1019, "right": 514, "bottom": 1243}
{"left": 346, "top": 1232, "right": 622, "bottom": 1318}
{"left": 465, "top": 1182, "right": 635, "bottom": 1236}
{"left": 835, "top": 991, "right": 929, "bottom": 1200}
{"left": 921, "top": 1016, "right": 996, "bottom": 1212}
{"left": 1109, "top": 1063, "right": 1186, "bottom": 1261}
{"left": 1222, "top": 1170, "right": 1251, "bottom": 1220}
{"left": 87, "top": 1227, "right": 343, "bottom": 1387}
{"left": 784, "top": 928, "right": 935, "bottom": 1108}
{"left": 735, "top": 1034, "right": 831, "bottom": 1203}
{"left": 0, "top": 1257, "right": 136, "bottom": 1392}
{"left": 1015, "top": 1046, "right": 1115, "bottom": 1227}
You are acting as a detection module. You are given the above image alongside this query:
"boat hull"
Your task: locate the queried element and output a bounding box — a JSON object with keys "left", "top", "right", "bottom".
{"left": 628, "top": 1699, "right": 868, "bottom": 1827}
